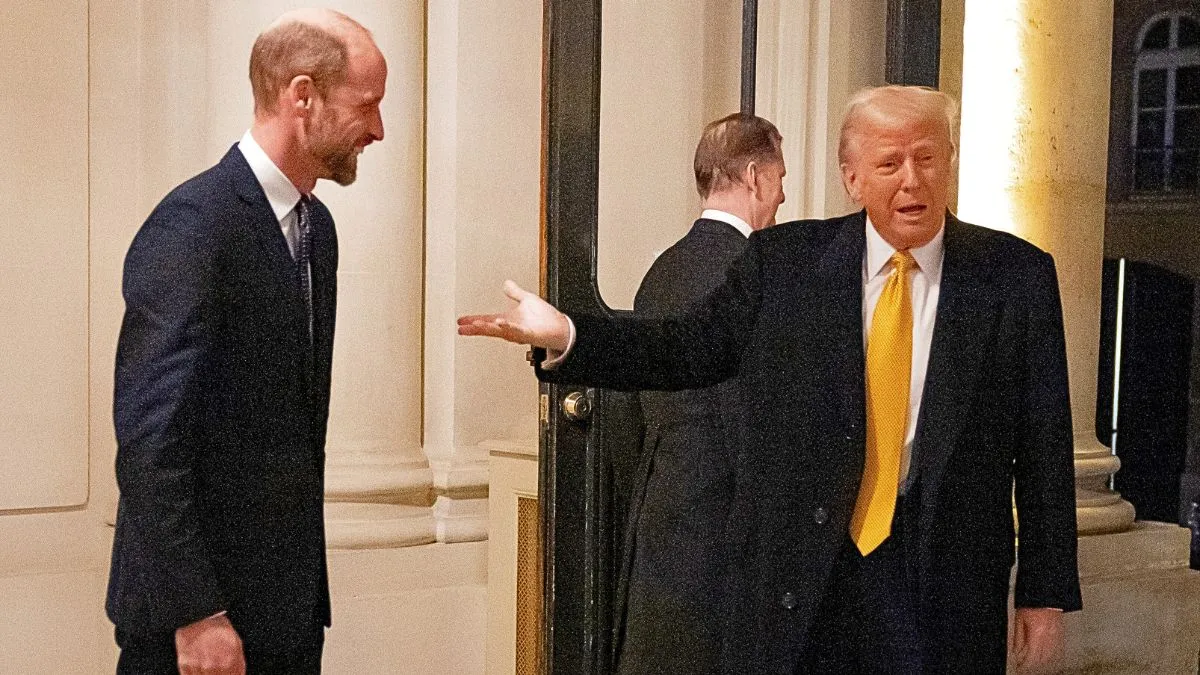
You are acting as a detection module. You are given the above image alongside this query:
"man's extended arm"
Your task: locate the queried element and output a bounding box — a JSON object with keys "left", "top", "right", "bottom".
{"left": 459, "top": 241, "right": 766, "bottom": 392}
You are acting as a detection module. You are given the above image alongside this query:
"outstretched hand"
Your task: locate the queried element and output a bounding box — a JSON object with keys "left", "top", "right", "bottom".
{"left": 457, "top": 280, "right": 572, "bottom": 352}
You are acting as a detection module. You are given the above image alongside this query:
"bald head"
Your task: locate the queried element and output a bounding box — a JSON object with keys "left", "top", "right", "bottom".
{"left": 249, "top": 8, "right": 378, "bottom": 115}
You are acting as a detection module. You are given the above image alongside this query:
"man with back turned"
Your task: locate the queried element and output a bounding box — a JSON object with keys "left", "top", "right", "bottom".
{"left": 617, "top": 113, "right": 785, "bottom": 674}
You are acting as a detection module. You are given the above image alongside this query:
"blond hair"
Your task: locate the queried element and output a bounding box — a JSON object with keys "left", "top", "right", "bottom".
{"left": 838, "top": 85, "right": 958, "bottom": 166}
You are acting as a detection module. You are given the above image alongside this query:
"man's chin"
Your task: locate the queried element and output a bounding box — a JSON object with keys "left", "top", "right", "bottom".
{"left": 325, "top": 155, "right": 359, "bottom": 186}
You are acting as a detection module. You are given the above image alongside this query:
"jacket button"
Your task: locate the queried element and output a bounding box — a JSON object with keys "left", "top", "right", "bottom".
{"left": 813, "top": 507, "right": 829, "bottom": 525}
{"left": 779, "top": 592, "right": 798, "bottom": 610}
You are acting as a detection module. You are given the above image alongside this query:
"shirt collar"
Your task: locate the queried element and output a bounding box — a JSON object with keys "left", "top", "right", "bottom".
{"left": 700, "top": 209, "right": 754, "bottom": 238}
{"left": 864, "top": 214, "right": 945, "bottom": 280}
{"left": 237, "top": 130, "right": 302, "bottom": 223}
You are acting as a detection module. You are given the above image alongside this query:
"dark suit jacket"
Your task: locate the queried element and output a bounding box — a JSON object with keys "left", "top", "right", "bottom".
{"left": 107, "top": 146, "right": 337, "bottom": 653}
{"left": 616, "top": 219, "right": 747, "bottom": 674}
{"left": 539, "top": 211, "right": 1081, "bottom": 674}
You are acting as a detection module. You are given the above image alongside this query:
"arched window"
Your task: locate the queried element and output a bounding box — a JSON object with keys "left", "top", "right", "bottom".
{"left": 1132, "top": 12, "right": 1200, "bottom": 193}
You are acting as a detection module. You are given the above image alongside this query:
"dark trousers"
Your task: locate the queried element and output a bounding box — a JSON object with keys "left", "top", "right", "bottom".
{"left": 796, "top": 494, "right": 923, "bottom": 674}
{"left": 116, "top": 629, "right": 324, "bottom": 674}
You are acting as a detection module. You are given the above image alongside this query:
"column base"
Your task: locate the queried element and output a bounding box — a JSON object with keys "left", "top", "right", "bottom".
{"left": 1075, "top": 436, "right": 1136, "bottom": 535}
{"left": 324, "top": 502, "right": 437, "bottom": 549}
{"left": 324, "top": 453, "right": 437, "bottom": 549}
{"left": 1056, "top": 522, "right": 1200, "bottom": 674}
{"left": 431, "top": 444, "right": 496, "bottom": 544}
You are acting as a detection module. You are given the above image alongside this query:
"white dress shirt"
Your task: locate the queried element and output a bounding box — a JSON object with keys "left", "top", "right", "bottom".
{"left": 700, "top": 208, "right": 754, "bottom": 239}
{"left": 862, "top": 216, "right": 945, "bottom": 490}
{"left": 237, "top": 130, "right": 305, "bottom": 258}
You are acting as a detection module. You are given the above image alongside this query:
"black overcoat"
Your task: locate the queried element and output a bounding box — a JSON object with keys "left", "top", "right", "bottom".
{"left": 616, "top": 219, "right": 747, "bottom": 674}
{"left": 539, "top": 211, "right": 1081, "bottom": 674}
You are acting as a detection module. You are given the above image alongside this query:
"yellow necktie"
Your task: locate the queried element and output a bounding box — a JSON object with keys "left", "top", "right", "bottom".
{"left": 851, "top": 250, "right": 915, "bottom": 555}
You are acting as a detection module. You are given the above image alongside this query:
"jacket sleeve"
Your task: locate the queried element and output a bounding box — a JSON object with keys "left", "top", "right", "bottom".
{"left": 110, "top": 200, "right": 226, "bottom": 634}
{"left": 536, "top": 237, "right": 764, "bottom": 392}
{"left": 1012, "top": 251, "right": 1083, "bottom": 612}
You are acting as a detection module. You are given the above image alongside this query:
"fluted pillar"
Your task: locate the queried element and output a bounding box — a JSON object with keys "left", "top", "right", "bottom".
{"left": 958, "top": 0, "right": 1135, "bottom": 534}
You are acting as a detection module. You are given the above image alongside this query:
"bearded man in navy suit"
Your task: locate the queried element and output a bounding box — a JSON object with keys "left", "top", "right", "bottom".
{"left": 108, "top": 8, "right": 386, "bottom": 674}
{"left": 461, "top": 86, "right": 1080, "bottom": 674}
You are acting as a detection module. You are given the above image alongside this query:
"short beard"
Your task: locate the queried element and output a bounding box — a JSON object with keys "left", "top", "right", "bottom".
{"left": 323, "top": 148, "right": 358, "bottom": 186}
{"left": 308, "top": 112, "right": 359, "bottom": 186}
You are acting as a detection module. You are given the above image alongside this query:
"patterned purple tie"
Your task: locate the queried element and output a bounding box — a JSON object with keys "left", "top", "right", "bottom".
{"left": 296, "top": 196, "right": 313, "bottom": 341}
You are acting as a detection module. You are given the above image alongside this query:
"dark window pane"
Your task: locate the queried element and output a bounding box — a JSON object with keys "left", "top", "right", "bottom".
{"left": 1171, "top": 149, "right": 1198, "bottom": 191}
{"left": 1136, "top": 149, "right": 1166, "bottom": 191}
{"left": 1178, "top": 66, "right": 1200, "bottom": 106}
{"left": 1176, "top": 109, "right": 1200, "bottom": 148}
{"left": 1180, "top": 16, "right": 1200, "bottom": 47}
{"left": 1143, "top": 18, "right": 1170, "bottom": 49}
{"left": 1140, "top": 69, "right": 1168, "bottom": 108}
{"left": 1138, "top": 110, "right": 1166, "bottom": 147}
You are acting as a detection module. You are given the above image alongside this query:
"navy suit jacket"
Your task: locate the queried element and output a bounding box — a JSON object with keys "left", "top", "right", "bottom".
{"left": 107, "top": 146, "right": 337, "bottom": 652}
{"left": 539, "top": 211, "right": 1081, "bottom": 673}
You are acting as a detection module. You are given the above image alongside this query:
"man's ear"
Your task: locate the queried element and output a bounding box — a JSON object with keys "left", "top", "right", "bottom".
{"left": 840, "top": 163, "right": 860, "bottom": 202}
{"left": 745, "top": 161, "right": 760, "bottom": 196}
{"left": 286, "top": 75, "right": 316, "bottom": 115}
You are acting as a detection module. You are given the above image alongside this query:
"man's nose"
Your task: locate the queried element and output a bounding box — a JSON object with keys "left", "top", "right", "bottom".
{"left": 899, "top": 159, "right": 919, "bottom": 189}
{"left": 369, "top": 108, "right": 385, "bottom": 142}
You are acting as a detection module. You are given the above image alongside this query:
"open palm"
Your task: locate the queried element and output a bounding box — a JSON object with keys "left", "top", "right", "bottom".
{"left": 457, "top": 280, "right": 572, "bottom": 352}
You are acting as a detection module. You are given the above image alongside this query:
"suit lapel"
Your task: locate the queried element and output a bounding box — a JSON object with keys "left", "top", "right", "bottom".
{"left": 914, "top": 215, "right": 1000, "bottom": 503}
{"left": 221, "top": 146, "right": 308, "bottom": 332}
{"left": 814, "top": 212, "right": 868, "bottom": 434}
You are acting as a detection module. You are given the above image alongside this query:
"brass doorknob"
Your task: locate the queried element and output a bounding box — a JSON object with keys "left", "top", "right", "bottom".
{"left": 562, "top": 391, "right": 592, "bottom": 422}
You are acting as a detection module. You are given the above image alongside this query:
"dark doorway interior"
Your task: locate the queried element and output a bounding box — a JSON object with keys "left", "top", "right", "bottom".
{"left": 1097, "top": 259, "right": 1194, "bottom": 523}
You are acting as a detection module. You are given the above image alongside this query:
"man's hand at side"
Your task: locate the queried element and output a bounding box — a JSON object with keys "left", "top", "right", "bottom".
{"left": 457, "top": 280, "right": 571, "bottom": 352}
{"left": 175, "top": 613, "right": 245, "bottom": 675}
{"left": 1010, "top": 606, "right": 1064, "bottom": 673}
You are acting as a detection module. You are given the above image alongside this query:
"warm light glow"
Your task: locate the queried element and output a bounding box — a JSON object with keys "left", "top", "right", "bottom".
{"left": 957, "top": 0, "right": 1024, "bottom": 236}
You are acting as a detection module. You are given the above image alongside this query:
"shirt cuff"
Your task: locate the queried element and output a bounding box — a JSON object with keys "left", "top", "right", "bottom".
{"left": 541, "top": 316, "right": 576, "bottom": 369}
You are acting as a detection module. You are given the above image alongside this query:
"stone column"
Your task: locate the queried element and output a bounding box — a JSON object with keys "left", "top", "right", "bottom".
{"left": 311, "top": 0, "right": 436, "bottom": 548}
{"left": 423, "top": 0, "right": 543, "bottom": 543}
{"left": 958, "top": 0, "right": 1135, "bottom": 534}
